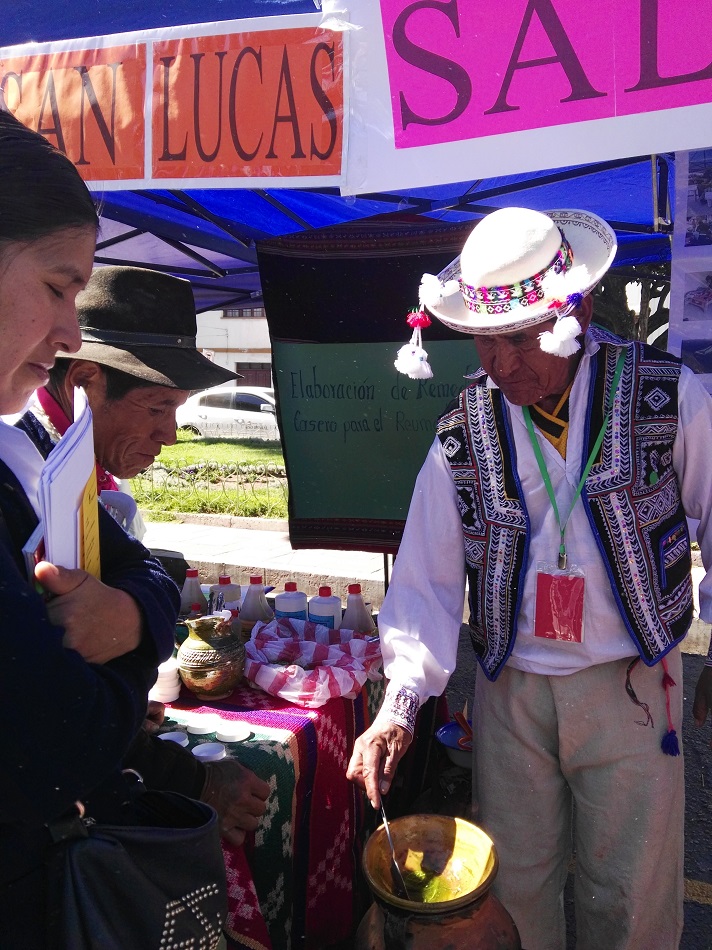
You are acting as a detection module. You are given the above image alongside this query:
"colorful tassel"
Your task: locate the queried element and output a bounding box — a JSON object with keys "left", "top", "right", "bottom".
{"left": 407, "top": 308, "right": 432, "bottom": 329}
{"left": 661, "top": 729, "right": 680, "bottom": 756}
{"left": 395, "top": 309, "right": 434, "bottom": 379}
{"left": 660, "top": 656, "right": 680, "bottom": 756}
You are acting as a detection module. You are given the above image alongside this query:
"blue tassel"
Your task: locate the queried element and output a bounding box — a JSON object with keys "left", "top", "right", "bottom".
{"left": 661, "top": 729, "right": 680, "bottom": 756}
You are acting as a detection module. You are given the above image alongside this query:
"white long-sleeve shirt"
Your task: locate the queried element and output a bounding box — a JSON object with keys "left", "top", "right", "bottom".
{"left": 379, "top": 334, "right": 712, "bottom": 705}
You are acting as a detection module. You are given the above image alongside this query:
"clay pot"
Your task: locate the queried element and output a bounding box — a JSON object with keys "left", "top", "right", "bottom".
{"left": 176, "top": 615, "right": 245, "bottom": 701}
{"left": 355, "top": 814, "right": 520, "bottom": 950}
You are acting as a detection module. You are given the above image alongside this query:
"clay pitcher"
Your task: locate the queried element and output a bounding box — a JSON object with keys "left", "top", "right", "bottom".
{"left": 355, "top": 814, "right": 520, "bottom": 950}
{"left": 176, "top": 614, "right": 245, "bottom": 701}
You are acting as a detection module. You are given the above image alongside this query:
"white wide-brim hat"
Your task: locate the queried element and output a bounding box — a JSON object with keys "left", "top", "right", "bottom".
{"left": 420, "top": 207, "right": 617, "bottom": 335}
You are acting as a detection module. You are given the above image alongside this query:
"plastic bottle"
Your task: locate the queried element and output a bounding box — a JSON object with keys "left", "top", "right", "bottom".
{"left": 308, "top": 586, "right": 342, "bottom": 629}
{"left": 229, "top": 608, "right": 241, "bottom": 639}
{"left": 239, "top": 575, "right": 274, "bottom": 643}
{"left": 340, "top": 583, "right": 376, "bottom": 633}
{"left": 187, "top": 602, "right": 204, "bottom": 619}
{"left": 179, "top": 568, "right": 207, "bottom": 617}
{"left": 274, "top": 581, "right": 308, "bottom": 620}
{"left": 209, "top": 574, "right": 241, "bottom": 611}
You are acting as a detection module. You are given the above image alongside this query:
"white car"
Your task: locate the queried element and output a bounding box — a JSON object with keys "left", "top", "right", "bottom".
{"left": 176, "top": 386, "right": 280, "bottom": 441}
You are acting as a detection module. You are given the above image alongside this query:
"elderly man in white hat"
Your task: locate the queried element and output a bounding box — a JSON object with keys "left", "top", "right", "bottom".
{"left": 348, "top": 207, "right": 712, "bottom": 949}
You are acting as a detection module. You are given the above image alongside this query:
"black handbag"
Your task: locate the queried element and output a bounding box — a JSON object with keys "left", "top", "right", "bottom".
{"left": 46, "top": 784, "right": 228, "bottom": 950}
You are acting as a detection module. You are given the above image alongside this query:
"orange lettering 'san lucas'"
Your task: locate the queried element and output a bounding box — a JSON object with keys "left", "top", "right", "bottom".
{"left": 0, "top": 45, "right": 146, "bottom": 181}
{"left": 152, "top": 27, "right": 344, "bottom": 179}
{"left": 0, "top": 26, "right": 344, "bottom": 183}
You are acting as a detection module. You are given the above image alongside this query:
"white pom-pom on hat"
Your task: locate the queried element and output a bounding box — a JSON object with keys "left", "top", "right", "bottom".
{"left": 419, "top": 273, "right": 459, "bottom": 310}
{"left": 394, "top": 340, "right": 433, "bottom": 379}
{"left": 539, "top": 315, "right": 583, "bottom": 357}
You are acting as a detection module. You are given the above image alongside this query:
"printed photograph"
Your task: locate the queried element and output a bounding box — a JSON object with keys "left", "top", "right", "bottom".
{"left": 685, "top": 150, "right": 712, "bottom": 246}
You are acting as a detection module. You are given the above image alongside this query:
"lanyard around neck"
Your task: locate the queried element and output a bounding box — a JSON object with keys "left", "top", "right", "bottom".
{"left": 522, "top": 349, "right": 626, "bottom": 569}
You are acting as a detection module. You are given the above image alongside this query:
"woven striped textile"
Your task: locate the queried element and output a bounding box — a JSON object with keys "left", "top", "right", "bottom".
{"left": 164, "top": 677, "right": 384, "bottom": 949}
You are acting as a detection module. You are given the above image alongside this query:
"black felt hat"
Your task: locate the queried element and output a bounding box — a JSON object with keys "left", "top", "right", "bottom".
{"left": 58, "top": 266, "right": 239, "bottom": 389}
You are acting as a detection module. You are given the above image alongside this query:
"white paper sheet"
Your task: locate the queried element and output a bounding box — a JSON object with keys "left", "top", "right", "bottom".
{"left": 38, "top": 388, "right": 96, "bottom": 569}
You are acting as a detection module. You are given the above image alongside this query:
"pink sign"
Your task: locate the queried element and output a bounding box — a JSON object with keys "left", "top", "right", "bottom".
{"left": 379, "top": 0, "right": 712, "bottom": 149}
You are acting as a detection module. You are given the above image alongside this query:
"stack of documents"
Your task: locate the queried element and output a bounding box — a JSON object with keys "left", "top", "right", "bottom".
{"left": 37, "top": 388, "right": 100, "bottom": 577}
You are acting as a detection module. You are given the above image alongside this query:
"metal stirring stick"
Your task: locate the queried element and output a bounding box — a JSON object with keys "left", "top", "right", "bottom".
{"left": 380, "top": 800, "right": 411, "bottom": 900}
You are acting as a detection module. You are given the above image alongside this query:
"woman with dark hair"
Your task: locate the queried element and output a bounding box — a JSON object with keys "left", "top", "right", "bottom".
{"left": 0, "top": 111, "right": 181, "bottom": 945}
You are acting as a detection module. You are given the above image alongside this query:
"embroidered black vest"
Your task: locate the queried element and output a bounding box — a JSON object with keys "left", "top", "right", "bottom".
{"left": 436, "top": 328, "right": 693, "bottom": 681}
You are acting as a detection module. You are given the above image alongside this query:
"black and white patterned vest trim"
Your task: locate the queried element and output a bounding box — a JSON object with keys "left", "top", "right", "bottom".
{"left": 436, "top": 327, "right": 693, "bottom": 681}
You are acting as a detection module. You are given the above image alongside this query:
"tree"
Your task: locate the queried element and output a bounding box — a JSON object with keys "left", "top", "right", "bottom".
{"left": 593, "top": 262, "right": 670, "bottom": 347}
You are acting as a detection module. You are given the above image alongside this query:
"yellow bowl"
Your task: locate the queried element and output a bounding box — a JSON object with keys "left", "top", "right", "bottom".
{"left": 362, "top": 814, "right": 498, "bottom": 913}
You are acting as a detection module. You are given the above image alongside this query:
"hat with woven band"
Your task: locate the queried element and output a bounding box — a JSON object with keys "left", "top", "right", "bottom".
{"left": 58, "top": 266, "right": 239, "bottom": 390}
{"left": 418, "top": 207, "right": 617, "bottom": 357}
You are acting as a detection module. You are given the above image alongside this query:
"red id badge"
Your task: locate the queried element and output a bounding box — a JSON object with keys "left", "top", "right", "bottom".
{"left": 534, "top": 563, "right": 585, "bottom": 643}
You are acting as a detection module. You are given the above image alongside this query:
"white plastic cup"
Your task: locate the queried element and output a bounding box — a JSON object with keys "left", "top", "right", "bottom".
{"left": 192, "top": 742, "right": 226, "bottom": 762}
{"left": 186, "top": 714, "right": 220, "bottom": 735}
{"left": 215, "top": 721, "right": 251, "bottom": 743}
{"left": 158, "top": 731, "right": 189, "bottom": 747}
{"left": 148, "top": 683, "right": 181, "bottom": 703}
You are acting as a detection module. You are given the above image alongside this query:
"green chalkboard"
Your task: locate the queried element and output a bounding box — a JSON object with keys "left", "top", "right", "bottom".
{"left": 273, "top": 339, "right": 478, "bottom": 548}
{"left": 258, "top": 214, "right": 481, "bottom": 551}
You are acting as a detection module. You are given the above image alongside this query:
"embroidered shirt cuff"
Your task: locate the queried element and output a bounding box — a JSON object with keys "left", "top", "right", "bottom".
{"left": 380, "top": 682, "right": 419, "bottom": 736}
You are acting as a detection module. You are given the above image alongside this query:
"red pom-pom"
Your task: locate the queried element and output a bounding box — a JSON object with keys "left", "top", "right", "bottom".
{"left": 407, "top": 309, "right": 432, "bottom": 329}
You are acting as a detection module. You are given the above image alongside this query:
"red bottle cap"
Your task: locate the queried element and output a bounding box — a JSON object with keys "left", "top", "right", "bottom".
{"left": 250, "top": 575, "right": 262, "bottom": 584}
{"left": 348, "top": 584, "right": 362, "bottom": 594}
{"left": 285, "top": 582, "right": 297, "bottom": 592}
{"left": 186, "top": 568, "right": 198, "bottom": 577}
{"left": 219, "top": 575, "right": 231, "bottom": 585}
{"left": 318, "top": 586, "right": 332, "bottom": 597}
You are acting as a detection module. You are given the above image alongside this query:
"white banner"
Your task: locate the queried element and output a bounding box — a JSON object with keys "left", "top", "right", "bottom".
{"left": 342, "top": 0, "right": 712, "bottom": 194}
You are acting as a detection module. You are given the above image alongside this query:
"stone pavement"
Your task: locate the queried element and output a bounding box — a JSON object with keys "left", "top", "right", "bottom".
{"left": 142, "top": 514, "right": 389, "bottom": 610}
{"left": 142, "top": 513, "right": 711, "bottom": 656}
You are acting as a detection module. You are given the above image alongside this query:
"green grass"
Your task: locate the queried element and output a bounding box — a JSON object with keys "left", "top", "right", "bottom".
{"left": 132, "top": 483, "right": 288, "bottom": 519}
{"left": 162, "top": 429, "right": 285, "bottom": 467}
{"left": 130, "top": 431, "right": 288, "bottom": 519}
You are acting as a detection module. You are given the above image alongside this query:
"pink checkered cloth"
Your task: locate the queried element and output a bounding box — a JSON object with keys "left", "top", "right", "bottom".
{"left": 243, "top": 618, "right": 382, "bottom": 707}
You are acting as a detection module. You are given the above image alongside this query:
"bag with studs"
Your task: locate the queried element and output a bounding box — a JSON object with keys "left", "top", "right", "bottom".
{"left": 45, "top": 782, "right": 227, "bottom": 950}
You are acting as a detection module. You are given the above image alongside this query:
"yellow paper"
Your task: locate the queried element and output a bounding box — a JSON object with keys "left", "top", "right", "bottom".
{"left": 39, "top": 388, "right": 96, "bottom": 570}
{"left": 78, "top": 469, "right": 101, "bottom": 579}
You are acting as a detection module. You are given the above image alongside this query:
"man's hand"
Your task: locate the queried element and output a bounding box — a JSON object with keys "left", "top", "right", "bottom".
{"left": 346, "top": 720, "right": 412, "bottom": 810}
{"left": 35, "top": 560, "right": 143, "bottom": 664}
{"left": 144, "top": 701, "right": 166, "bottom": 735}
{"left": 692, "top": 665, "right": 712, "bottom": 736}
{"left": 200, "top": 758, "right": 271, "bottom": 847}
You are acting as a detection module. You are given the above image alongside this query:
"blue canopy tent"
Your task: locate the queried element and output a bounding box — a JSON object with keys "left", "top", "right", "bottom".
{"left": 91, "top": 155, "right": 672, "bottom": 313}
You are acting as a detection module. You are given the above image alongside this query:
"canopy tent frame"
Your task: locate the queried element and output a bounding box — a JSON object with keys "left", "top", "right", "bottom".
{"left": 93, "top": 152, "right": 674, "bottom": 312}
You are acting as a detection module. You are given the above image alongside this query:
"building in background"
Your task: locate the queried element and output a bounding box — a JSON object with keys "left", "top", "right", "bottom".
{"left": 195, "top": 307, "right": 272, "bottom": 388}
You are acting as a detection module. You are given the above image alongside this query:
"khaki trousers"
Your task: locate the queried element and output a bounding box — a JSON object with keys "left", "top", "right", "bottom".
{"left": 473, "top": 649, "right": 685, "bottom": 950}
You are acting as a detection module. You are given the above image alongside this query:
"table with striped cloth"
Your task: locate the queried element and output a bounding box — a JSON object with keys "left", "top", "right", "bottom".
{"left": 162, "top": 677, "right": 384, "bottom": 949}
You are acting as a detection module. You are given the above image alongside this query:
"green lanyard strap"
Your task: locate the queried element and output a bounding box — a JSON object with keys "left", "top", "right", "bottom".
{"left": 522, "top": 349, "right": 626, "bottom": 570}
